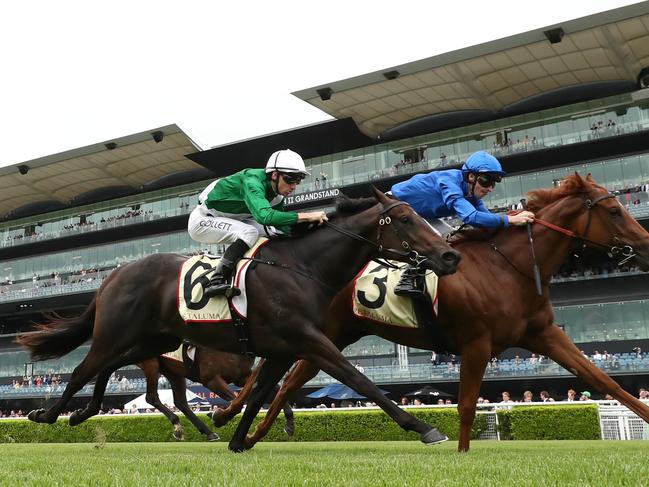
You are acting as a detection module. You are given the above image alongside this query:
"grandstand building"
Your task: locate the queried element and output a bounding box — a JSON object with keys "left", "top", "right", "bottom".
{"left": 2, "top": 2, "right": 649, "bottom": 411}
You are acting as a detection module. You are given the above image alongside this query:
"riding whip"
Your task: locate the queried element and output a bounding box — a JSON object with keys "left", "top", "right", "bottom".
{"left": 520, "top": 198, "right": 542, "bottom": 296}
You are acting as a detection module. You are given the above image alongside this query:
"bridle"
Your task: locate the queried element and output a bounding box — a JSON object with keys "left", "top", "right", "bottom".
{"left": 324, "top": 200, "right": 430, "bottom": 265}
{"left": 492, "top": 191, "right": 637, "bottom": 293}
{"left": 533, "top": 192, "right": 637, "bottom": 265}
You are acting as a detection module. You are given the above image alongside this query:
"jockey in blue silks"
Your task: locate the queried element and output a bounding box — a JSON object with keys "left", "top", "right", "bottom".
{"left": 390, "top": 150, "right": 535, "bottom": 299}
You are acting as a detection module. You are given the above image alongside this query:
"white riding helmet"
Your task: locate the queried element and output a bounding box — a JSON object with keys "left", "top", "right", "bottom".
{"left": 265, "top": 149, "right": 310, "bottom": 176}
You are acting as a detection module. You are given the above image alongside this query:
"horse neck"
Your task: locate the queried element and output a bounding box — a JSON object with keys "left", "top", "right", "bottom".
{"left": 494, "top": 199, "right": 584, "bottom": 281}
{"left": 293, "top": 207, "right": 381, "bottom": 291}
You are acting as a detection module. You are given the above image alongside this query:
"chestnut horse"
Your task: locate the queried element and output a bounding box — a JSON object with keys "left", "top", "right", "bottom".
{"left": 137, "top": 348, "right": 293, "bottom": 441}
{"left": 18, "top": 189, "right": 461, "bottom": 452}
{"left": 218, "top": 174, "right": 649, "bottom": 451}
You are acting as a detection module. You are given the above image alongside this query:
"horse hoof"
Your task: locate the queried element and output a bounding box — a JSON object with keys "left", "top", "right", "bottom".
{"left": 206, "top": 432, "right": 220, "bottom": 442}
{"left": 228, "top": 441, "right": 247, "bottom": 453}
{"left": 68, "top": 409, "right": 85, "bottom": 426}
{"left": 173, "top": 429, "right": 185, "bottom": 441}
{"left": 284, "top": 421, "right": 295, "bottom": 437}
{"left": 27, "top": 409, "right": 45, "bottom": 423}
{"left": 421, "top": 428, "right": 448, "bottom": 445}
{"left": 210, "top": 412, "right": 228, "bottom": 427}
{"left": 206, "top": 411, "right": 213, "bottom": 420}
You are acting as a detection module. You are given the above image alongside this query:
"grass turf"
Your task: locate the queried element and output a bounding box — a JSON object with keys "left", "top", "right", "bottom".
{"left": 0, "top": 441, "right": 647, "bottom": 486}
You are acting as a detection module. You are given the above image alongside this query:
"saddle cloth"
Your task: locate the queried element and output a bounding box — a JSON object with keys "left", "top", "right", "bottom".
{"left": 177, "top": 238, "right": 269, "bottom": 324}
{"left": 161, "top": 344, "right": 196, "bottom": 363}
{"left": 352, "top": 261, "right": 438, "bottom": 328}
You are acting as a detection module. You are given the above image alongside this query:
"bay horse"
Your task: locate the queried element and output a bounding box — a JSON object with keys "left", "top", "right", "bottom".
{"left": 17, "top": 188, "right": 461, "bottom": 452}
{"left": 137, "top": 348, "right": 294, "bottom": 442}
{"left": 217, "top": 174, "right": 649, "bottom": 452}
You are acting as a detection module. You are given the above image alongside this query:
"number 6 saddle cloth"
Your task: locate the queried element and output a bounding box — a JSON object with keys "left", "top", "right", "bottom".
{"left": 352, "top": 261, "right": 438, "bottom": 328}
{"left": 177, "top": 238, "right": 269, "bottom": 324}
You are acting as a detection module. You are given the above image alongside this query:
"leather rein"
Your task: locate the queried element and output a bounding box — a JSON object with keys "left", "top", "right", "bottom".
{"left": 492, "top": 192, "right": 637, "bottom": 290}
{"left": 324, "top": 200, "right": 429, "bottom": 266}
{"left": 533, "top": 193, "right": 636, "bottom": 265}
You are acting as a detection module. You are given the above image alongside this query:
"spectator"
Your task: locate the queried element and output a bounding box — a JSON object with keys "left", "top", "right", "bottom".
{"left": 539, "top": 391, "right": 554, "bottom": 402}
{"left": 500, "top": 391, "right": 513, "bottom": 403}
{"left": 579, "top": 391, "right": 592, "bottom": 401}
{"left": 566, "top": 389, "right": 577, "bottom": 401}
{"left": 522, "top": 390, "right": 533, "bottom": 402}
{"left": 400, "top": 397, "right": 410, "bottom": 406}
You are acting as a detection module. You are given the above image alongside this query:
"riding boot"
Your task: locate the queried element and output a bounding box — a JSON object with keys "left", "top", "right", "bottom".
{"left": 394, "top": 265, "right": 427, "bottom": 301}
{"left": 203, "top": 239, "right": 250, "bottom": 298}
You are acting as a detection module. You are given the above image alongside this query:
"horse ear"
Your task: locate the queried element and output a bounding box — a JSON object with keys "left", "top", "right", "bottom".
{"left": 372, "top": 186, "right": 388, "bottom": 203}
{"left": 573, "top": 172, "right": 586, "bottom": 186}
{"left": 586, "top": 173, "right": 594, "bottom": 182}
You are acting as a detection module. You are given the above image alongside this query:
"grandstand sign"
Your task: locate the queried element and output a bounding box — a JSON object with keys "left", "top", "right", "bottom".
{"left": 285, "top": 187, "right": 340, "bottom": 206}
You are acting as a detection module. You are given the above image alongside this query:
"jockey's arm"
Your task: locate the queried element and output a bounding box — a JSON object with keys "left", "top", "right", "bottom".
{"left": 450, "top": 197, "right": 508, "bottom": 228}
{"left": 243, "top": 178, "right": 299, "bottom": 228}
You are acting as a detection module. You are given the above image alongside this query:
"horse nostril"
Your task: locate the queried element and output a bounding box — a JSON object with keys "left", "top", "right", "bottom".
{"left": 442, "top": 251, "right": 461, "bottom": 265}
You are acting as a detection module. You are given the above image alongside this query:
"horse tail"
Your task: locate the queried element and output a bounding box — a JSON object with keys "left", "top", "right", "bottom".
{"left": 16, "top": 297, "right": 96, "bottom": 361}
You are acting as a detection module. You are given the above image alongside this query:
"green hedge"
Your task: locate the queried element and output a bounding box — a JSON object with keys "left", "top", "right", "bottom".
{"left": 0, "top": 406, "right": 598, "bottom": 443}
{"left": 497, "top": 405, "right": 600, "bottom": 440}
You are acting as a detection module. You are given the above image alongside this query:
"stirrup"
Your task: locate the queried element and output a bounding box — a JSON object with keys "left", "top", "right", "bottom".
{"left": 394, "top": 286, "right": 427, "bottom": 300}
{"left": 203, "top": 276, "right": 231, "bottom": 298}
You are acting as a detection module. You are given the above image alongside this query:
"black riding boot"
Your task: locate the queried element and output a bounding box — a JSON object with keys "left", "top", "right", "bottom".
{"left": 204, "top": 239, "right": 250, "bottom": 298}
{"left": 394, "top": 265, "right": 427, "bottom": 300}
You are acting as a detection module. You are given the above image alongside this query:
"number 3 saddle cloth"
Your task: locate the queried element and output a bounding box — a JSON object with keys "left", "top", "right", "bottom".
{"left": 177, "top": 238, "right": 268, "bottom": 324}
{"left": 352, "top": 261, "right": 439, "bottom": 328}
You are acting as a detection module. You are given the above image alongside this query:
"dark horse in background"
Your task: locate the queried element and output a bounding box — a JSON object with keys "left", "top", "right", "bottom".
{"left": 137, "top": 348, "right": 294, "bottom": 442}
{"left": 214, "top": 174, "right": 649, "bottom": 452}
{"left": 18, "top": 188, "right": 461, "bottom": 452}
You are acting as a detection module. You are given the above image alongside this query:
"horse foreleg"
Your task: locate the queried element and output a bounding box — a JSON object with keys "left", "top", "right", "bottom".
{"left": 456, "top": 339, "right": 491, "bottom": 452}
{"left": 211, "top": 358, "right": 265, "bottom": 427}
{"left": 521, "top": 324, "right": 649, "bottom": 423}
{"left": 247, "top": 360, "right": 319, "bottom": 446}
{"left": 164, "top": 368, "right": 219, "bottom": 442}
{"left": 229, "top": 358, "right": 293, "bottom": 453}
{"left": 304, "top": 340, "right": 447, "bottom": 445}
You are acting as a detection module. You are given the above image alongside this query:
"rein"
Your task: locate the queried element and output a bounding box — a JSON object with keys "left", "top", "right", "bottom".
{"left": 533, "top": 193, "right": 636, "bottom": 264}
{"left": 492, "top": 191, "right": 637, "bottom": 289}
{"left": 206, "top": 200, "right": 428, "bottom": 292}
{"left": 324, "top": 200, "right": 427, "bottom": 265}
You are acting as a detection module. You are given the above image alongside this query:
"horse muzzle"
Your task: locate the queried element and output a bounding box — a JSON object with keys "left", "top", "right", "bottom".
{"left": 420, "top": 249, "right": 461, "bottom": 276}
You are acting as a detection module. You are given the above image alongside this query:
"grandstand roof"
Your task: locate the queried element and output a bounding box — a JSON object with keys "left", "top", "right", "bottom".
{"left": 0, "top": 124, "right": 208, "bottom": 221}
{"left": 293, "top": 2, "right": 649, "bottom": 139}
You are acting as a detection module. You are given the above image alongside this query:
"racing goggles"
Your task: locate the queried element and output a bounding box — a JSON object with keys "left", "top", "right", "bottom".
{"left": 476, "top": 174, "right": 501, "bottom": 188}
{"left": 281, "top": 173, "right": 306, "bottom": 185}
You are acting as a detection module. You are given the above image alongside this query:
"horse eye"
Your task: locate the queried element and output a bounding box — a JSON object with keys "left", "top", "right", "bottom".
{"left": 610, "top": 206, "right": 621, "bottom": 217}
{"left": 400, "top": 215, "right": 410, "bottom": 224}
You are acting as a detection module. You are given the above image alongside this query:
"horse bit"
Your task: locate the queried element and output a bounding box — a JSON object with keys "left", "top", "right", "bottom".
{"left": 534, "top": 193, "right": 637, "bottom": 266}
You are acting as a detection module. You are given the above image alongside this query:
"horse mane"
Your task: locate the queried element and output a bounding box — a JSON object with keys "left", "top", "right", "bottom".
{"left": 448, "top": 227, "right": 499, "bottom": 246}
{"left": 525, "top": 173, "right": 589, "bottom": 213}
{"left": 327, "top": 194, "right": 377, "bottom": 220}
{"left": 288, "top": 194, "right": 378, "bottom": 237}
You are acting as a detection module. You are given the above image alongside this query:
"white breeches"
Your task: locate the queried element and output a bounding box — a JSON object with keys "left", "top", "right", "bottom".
{"left": 187, "top": 205, "right": 282, "bottom": 247}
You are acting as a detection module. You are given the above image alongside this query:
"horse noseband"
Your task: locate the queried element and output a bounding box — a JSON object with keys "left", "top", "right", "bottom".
{"left": 583, "top": 193, "right": 637, "bottom": 265}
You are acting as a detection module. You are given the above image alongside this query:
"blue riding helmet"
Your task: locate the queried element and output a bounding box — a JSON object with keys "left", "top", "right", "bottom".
{"left": 461, "top": 151, "right": 506, "bottom": 179}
